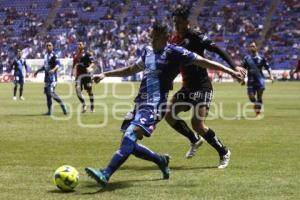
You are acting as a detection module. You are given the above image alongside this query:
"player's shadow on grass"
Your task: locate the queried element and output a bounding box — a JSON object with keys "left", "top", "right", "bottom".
{"left": 120, "top": 165, "right": 216, "bottom": 171}
{"left": 81, "top": 178, "right": 162, "bottom": 194}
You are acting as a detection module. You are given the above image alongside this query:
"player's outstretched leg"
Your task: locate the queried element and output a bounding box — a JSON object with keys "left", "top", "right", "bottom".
{"left": 255, "top": 89, "right": 264, "bottom": 118}
{"left": 85, "top": 125, "right": 138, "bottom": 187}
{"left": 45, "top": 94, "right": 52, "bottom": 115}
{"left": 165, "top": 102, "right": 203, "bottom": 158}
{"left": 19, "top": 84, "right": 25, "bottom": 100}
{"left": 132, "top": 143, "right": 170, "bottom": 179}
{"left": 51, "top": 92, "right": 67, "bottom": 115}
{"left": 192, "top": 107, "right": 230, "bottom": 169}
{"left": 87, "top": 89, "right": 94, "bottom": 112}
{"left": 76, "top": 85, "right": 86, "bottom": 113}
{"left": 13, "top": 84, "right": 18, "bottom": 100}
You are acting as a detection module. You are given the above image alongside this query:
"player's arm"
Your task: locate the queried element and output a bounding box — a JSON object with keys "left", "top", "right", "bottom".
{"left": 33, "top": 67, "right": 45, "bottom": 77}
{"left": 263, "top": 58, "right": 274, "bottom": 82}
{"left": 10, "top": 60, "right": 16, "bottom": 75}
{"left": 200, "top": 34, "right": 246, "bottom": 76}
{"left": 49, "top": 57, "right": 60, "bottom": 74}
{"left": 94, "top": 64, "right": 143, "bottom": 83}
{"left": 192, "top": 54, "right": 244, "bottom": 82}
{"left": 24, "top": 60, "right": 29, "bottom": 77}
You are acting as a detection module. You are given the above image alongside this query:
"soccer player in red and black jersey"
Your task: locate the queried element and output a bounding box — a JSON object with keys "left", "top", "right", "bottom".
{"left": 165, "top": 6, "right": 246, "bottom": 169}
{"left": 72, "top": 42, "right": 96, "bottom": 113}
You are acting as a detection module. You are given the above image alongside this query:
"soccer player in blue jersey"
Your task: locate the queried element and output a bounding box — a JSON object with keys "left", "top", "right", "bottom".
{"left": 11, "top": 49, "right": 29, "bottom": 100}
{"left": 33, "top": 42, "right": 67, "bottom": 115}
{"left": 85, "top": 22, "right": 244, "bottom": 187}
{"left": 242, "top": 42, "right": 274, "bottom": 118}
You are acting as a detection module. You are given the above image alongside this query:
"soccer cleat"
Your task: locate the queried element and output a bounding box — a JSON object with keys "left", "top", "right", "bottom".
{"left": 218, "top": 150, "right": 231, "bottom": 169}
{"left": 62, "top": 105, "right": 68, "bottom": 115}
{"left": 85, "top": 167, "right": 108, "bottom": 187}
{"left": 19, "top": 96, "right": 25, "bottom": 100}
{"left": 90, "top": 106, "right": 95, "bottom": 113}
{"left": 82, "top": 105, "right": 87, "bottom": 113}
{"left": 158, "top": 154, "right": 170, "bottom": 179}
{"left": 13, "top": 96, "right": 17, "bottom": 100}
{"left": 186, "top": 137, "right": 204, "bottom": 159}
{"left": 43, "top": 111, "right": 52, "bottom": 116}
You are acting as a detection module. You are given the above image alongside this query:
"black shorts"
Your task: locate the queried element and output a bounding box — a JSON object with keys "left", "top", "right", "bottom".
{"left": 76, "top": 76, "right": 92, "bottom": 90}
{"left": 172, "top": 88, "right": 213, "bottom": 110}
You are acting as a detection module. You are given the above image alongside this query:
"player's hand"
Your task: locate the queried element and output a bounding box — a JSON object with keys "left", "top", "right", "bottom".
{"left": 234, "top": 66, "right": 247, "bottom": 76}
{"left": 93, "top": 73, "right": 105, "bottom": 84}
{"left": 231, "top": 71, "right": 244, "bottom": 83}
{"left": 270, "top": 75, "right": 275, "bottom": 83}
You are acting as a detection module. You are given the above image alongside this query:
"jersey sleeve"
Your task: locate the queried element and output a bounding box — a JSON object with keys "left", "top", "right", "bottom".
{"left": 241, "top": 57, "right": 248, "bottom": 69}
{"left": 171, "top": 45, "right": 197, "bottom": 66}
{"left": 196, "top": 33, "right": 215, "bottom": 50}
{"left": 87, "top": 52, "right": 96, "bottom": 64}
{"left": 135, "top": 48, "right": 146, "bottom": 69}
{"left": 24, "top": 60, "right": 29, "bottom": 72}
{"left": 262, "top": 57, "right": 270, "bottom": 70}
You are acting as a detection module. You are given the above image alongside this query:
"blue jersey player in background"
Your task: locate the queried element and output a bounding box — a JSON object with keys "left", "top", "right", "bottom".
{"left": 85, "top": 21, "right": 244, "bottom": 187}
{"left": 11, "top": 48, "right": 29, "bottom": 100}
{"left": 242, "top": 42, "right": 274, "bottom": 117}
{"left": 34, "top": 42, "right": 67, "bottom": 116}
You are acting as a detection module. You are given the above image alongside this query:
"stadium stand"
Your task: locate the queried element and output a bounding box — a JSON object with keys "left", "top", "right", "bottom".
{"left": 0, "top": 0, "right": 299, "bottom": 74}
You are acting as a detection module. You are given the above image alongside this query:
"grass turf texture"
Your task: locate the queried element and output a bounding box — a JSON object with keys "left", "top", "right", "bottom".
{"left": 0, "top": 82, "right": 299, "bottom": 200}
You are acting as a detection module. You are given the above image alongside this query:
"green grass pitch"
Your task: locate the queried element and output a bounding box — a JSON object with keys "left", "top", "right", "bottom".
{"left": 0, "top": 82, "right": 299, "bottom": 200}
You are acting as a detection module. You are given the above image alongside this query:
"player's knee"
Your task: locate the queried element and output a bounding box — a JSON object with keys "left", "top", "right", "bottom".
{"left": 191, "top": 121, "right": 207, "bottom": 136}
{"left": 249, "top": 95, "right": 256, "bottom": 103}
{"left": 124, "top": 125, "right": 144, "bottom": 141}
{"left": 165, "top": 111, "right": 176, "bottom": 125}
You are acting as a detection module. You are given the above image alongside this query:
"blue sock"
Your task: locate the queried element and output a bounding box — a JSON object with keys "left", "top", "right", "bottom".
{"left": 46, "top": 95, "right": 52, "bottom": 113}
{"left": 132, "top": 143, "right": 162, "bottom": 165}
{"left": 104, "top": 136, "right": 136, "bottom": 178}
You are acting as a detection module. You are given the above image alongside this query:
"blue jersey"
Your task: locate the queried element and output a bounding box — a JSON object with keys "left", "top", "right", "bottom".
{"left": 43, "top": 52, "right": 60, "bottom": 83}
{"left": 242, "top": 54, "right": 270, "bottom": 86}
{"left": 134, "top": 44, "right": 197, "bottom": 108}
{"left": 12, "top": 57, "right": 28, "bottom": 77}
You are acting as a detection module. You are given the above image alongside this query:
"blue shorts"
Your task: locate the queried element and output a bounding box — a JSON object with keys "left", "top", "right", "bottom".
{"left": 44, "top": 82, "right": 57, "bottom": 95}
{"left": 120, "top": 104, "right": 165, "bottom": 137}
{"left": 247, "top": 78, "right": 265, "bottom": 95}
{"left": 14, "top": 76, "right": 24, "bottom": 85}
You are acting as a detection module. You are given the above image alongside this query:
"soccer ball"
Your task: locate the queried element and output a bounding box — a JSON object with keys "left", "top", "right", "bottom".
{"left": 53, "top": 165, "right": 79, "bottom": 192}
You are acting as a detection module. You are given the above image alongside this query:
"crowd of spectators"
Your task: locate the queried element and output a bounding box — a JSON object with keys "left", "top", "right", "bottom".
{"left": 0, "top": 0, "right": 299, "bottom": 75}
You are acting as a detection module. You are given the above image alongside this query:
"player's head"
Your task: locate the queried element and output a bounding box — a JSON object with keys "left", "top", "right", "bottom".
{"left": 46, "top": 42, "right": 53, "bottom": 53}
{"left": 16, "top": 48, "right": 22, "bottom": 58}
{"left": 77, "top": 42, "right": 84, "bottom": 52}
{"left": 172, "top": 6, "right": 190, "bottom": 34}
{"left": 150, "top": 21, "right": 170, "bottom": 52}
{"left": 249, "top": 42, "right": 258, "bottom": 55}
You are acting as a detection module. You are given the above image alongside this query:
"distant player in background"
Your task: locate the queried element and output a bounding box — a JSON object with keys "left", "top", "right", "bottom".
{"left": 165, "top": 6, "right": 246, "bottom": 168}
{"left": 291, "top": 59, "right": 300, "bottom": 80}
{"left": 11, "top": 48, "right": 29, "bottom": 100}
{"left": 34, "top": 42, "right": 67, "bottom": 115}
{"left": 72, "top": 42, "right": 96, "bottom": 113}
{"left": 85, "top": 22, "right": 244, "bottom": 187}
{"left": 242, "top": 42, "right": 274, "bottom": 117}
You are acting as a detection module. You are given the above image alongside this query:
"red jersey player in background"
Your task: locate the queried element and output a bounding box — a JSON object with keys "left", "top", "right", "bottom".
{"left": 72, "top": 42, "right": 96, "bottom": 113}
{"left": 165, "top": 6, "right": 246, "bottom": 169}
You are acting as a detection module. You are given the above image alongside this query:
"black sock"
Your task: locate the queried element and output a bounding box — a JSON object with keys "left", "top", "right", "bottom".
{"left": 255, "top": 99, "right": 263, "bottom": 114}
{"left": 172, "top": 120, "right": 199, "bottom": 144}
{"left": 89, "top": 93, "right": 94, "bottom": 110}
{"left": 20, "top": 85, "right": 23, "bottom": 97}
{"left": 203, "top": 128, "right": 227, "bottom": 157}
{"left": 76, "top": 88, "right": 85, "bottom": 105}
{"left": 13, "top": 85, "right": 17, "bottom": 97}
